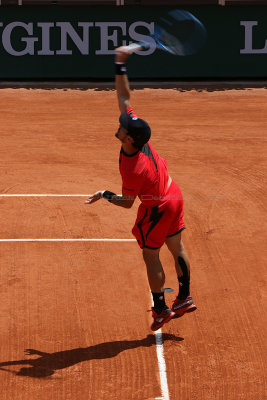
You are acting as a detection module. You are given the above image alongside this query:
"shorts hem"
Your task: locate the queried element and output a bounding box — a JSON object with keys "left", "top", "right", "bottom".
{"left": 143, "top": 245, "right": 161, "bottom": 250}
{"left": 166, "top": 226, "right": 186, "bottom": 238}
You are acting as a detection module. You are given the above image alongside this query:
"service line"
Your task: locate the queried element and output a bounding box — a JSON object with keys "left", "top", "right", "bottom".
{"left": 0, "top": 194, "right": 88, "bottom": 197}
{"left": 0, "top": 239, "right": 136, "bottom": 242}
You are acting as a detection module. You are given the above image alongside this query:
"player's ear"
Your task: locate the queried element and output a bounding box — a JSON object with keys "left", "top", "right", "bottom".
{"left": 127, "top": 136, "right": 134, "bottom": 143}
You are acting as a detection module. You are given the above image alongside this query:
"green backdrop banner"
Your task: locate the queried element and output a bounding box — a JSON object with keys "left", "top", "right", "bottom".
{"left": 0, "top": 5, "right": 266, "bottom": 78}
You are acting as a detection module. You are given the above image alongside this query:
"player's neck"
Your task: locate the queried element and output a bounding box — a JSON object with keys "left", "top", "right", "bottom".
{"left": 121, "top": 142, "right": 139, "bottom": 155}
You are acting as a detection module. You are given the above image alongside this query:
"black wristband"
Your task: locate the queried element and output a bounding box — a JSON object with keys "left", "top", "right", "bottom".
{"left": 115, "top": 63, "right": 126, "bottom": 75}
{"left": 103, "top": 190, "right": 116, "bottom": 202}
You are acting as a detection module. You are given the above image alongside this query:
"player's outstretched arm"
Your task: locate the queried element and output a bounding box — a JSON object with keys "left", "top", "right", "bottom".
{"left": 115, "top": 44, "right": 143, "bottom": 113}
{"left": 85, "top": 190, "right": 135, "bottom": 209}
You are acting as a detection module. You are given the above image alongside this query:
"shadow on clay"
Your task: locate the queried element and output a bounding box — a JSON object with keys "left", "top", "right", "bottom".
{"left": 0, "top": 333, "right": 183, "bottom": 378}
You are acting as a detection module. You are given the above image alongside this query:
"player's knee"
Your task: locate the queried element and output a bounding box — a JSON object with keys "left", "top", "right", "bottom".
{"left": 142, "top": 247, "right": 160, "bottom": 263}
{"left": 166, "top": 240, "right": 183, "bottom": 258}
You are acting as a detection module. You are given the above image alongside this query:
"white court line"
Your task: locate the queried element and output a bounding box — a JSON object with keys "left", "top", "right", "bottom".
{"left": 150, "top": 293, "right": 170, "bottom": 400}
{"left": 1, "top": 194, "right": 170, "bottom": 398}
{"left": 0, "top": 194, "right": 88, "bottom": 197}
{"left": 2, "top": 237, "right": 171, "bottom": 399}
{"left": 0, "top": 239, "right": 136, "bottom": 242}
{"left": 1, "top": 239, "right": 171, "bottom": 400}
{"left": 154, "top": 330, "right": 170, "bottom": 400}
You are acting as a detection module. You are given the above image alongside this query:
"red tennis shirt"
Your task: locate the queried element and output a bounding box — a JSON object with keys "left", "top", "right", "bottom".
{"left": 119, "top": 141, "right": 170, "bottom": 208}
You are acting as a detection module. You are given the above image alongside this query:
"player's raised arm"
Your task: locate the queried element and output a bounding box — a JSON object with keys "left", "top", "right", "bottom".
{"left": 115, "top": 47, "right": 131, "bottom": 113}
{"left": 115, "top": 44, "right": 144, "bottom": 113}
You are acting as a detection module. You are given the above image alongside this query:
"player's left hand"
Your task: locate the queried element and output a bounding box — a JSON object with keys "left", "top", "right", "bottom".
{"left": 85, "top": 191, "right": 104, "bottom": 205}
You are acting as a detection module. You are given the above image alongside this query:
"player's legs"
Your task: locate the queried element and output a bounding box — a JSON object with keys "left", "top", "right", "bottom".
{"left": 165, "top": 232, "right": 197, "bottom": 317}
{"left": 142, "top": 247, "right": 175, "bottom": 330}
{"left": 165, "top": 232, "right": 190, "bottom": 281}
{"left": 142, "top": 247, "right": 165, "bottom": 293}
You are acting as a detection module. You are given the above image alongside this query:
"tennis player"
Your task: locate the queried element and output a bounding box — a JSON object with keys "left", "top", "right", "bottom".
{"left": 85, "top": 44, "right": 196, "bottom": 331}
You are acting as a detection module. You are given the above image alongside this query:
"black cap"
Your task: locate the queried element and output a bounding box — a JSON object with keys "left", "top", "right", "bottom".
{"left": 119, "top": 112, "right": 151, "bottom": 149}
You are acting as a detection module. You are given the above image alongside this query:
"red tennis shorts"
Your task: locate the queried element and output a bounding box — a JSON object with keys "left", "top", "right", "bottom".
{"left": 132, "top": 181, "right": 185, "bottom": 249}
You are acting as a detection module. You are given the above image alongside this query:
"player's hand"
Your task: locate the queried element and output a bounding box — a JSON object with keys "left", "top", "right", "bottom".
{"left": 85, "top": 191, "right": 104, "bottom": 205}
{"left": 115, "top": 45, "right": 141, "bottom": 63}
{"left": 115, "top": 46, "right": 131, "bottom": 62}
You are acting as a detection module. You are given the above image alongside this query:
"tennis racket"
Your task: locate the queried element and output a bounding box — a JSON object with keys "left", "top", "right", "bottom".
{"left": 140, "top": 10, "right": 207, "bottom": 56}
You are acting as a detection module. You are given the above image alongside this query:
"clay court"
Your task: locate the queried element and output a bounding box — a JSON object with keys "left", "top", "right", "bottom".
{"left": 0, "top": 86, "right": 266, "bottom": 399}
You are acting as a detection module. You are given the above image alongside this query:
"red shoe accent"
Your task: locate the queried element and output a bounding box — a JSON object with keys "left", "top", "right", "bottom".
{"left": 171, "top": 296, "right": 197, "bottom": 319}
{"left": 149, "top": 307, "right": 175, "bottom": 331}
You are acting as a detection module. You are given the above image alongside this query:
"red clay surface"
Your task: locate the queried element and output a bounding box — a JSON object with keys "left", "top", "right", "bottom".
{"left": 0, "top": 88, "right": 266, "bottom": 400}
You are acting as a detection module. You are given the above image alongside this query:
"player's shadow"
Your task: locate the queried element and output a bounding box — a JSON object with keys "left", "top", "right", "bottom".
{"left": 0, "top": 333, "right": 183, "bottom": 378}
